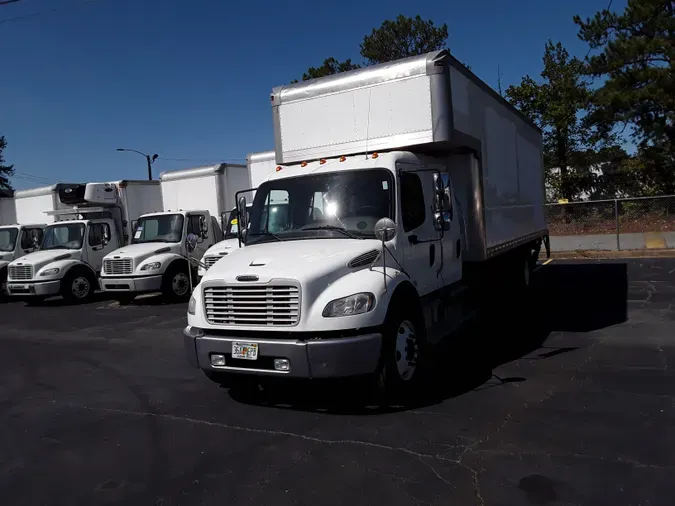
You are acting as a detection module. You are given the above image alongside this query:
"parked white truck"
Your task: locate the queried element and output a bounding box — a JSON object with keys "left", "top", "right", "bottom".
{"left": 99, "top": 163, "right": 248, "bottom": 302}
{"left": 6, "top": 180, "right": 162, "bottom": 303}
{"left": 198, "top": 151, "right": 279, "bottom": 277}
{"left": 184, "top": 50, "right": 550, "bottom": 394}
{"left": 2, "top": 184, "right": 86, "bottom": 296}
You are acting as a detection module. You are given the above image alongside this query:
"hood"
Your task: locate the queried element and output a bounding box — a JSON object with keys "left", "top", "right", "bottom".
{"left": 204, "top": 238, "right": 241, "bottom": 257}
{"left": 10, "top": 249, "right": 76, "bottom": 268}
{"left": 104, "top": 242, "right": 181, "bottom": 262}
{"left": 202, "top": 238, "right": 382, "bottom": 285}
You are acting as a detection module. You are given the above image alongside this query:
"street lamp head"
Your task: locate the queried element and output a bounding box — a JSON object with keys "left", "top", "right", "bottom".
{"left": 151, "top": 154, "right": 158, "bottom": 162}
{"left": 116, "top": 148, "right": 125, "bottom": 151}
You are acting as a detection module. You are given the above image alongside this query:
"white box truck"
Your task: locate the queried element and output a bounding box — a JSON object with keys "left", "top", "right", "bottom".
{"left": 184, "top": 50, "right": 550, "bottom": 394}
{"left": 99, "top": 163, "right": 247, "bottom": 302}
{"left": 0, "top": 190, "right": 16, "bottom": 225}
{"left": 6, "top": 180, "right": 161, "bottom": 304}
{"left": 198, "top": 151, "right": 280, "bottom": 277}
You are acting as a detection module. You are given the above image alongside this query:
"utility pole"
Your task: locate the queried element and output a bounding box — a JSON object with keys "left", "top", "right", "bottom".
{"left": 497, "top": 65, "right": 503, "bottom": 97}
{"left": 116, "top": 148, "right": 158, "bottom": 180}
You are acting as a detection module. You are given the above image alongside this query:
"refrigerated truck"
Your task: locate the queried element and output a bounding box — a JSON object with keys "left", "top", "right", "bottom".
{"left": 198, "top": 151, "right": 280, "bottom": 277}
{"left": 185, "top": 50, "right": 550, "bottom": 394}
{"left": 6, "top": 180, "right": 162, "bottom": 303}
{"left": 99, "top": 163, "right": 248, "bottom": 302}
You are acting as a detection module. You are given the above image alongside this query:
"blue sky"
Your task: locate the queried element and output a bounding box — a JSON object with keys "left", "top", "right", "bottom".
{"left": 1, "top": 0, "right": 623, "bottom": 190}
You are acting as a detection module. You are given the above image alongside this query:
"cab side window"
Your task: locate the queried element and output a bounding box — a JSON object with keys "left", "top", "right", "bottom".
{"left": 20, "top": 228, "right": 43, "bottom": 250}
{"left": 88, "top": 223, "right": 111, "bottom": 247}
{"left": 400, "top": 173, "right": 426, "bottom": 232}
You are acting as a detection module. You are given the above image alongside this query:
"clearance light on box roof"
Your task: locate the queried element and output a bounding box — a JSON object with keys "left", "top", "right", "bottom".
{"left": 319, "top": 159, "right": 326, "bottom": 165}
{"left": 371, "top": 152, "right": 379, "bottom": 159}
{"left": 301, "top": 161, "right": 308, "bottom": 167}
{"left": 339, "top": 156, "right": 346, "bottom": 162}
{"left": 276, "top": 166, "right": 282, "bottom": 172}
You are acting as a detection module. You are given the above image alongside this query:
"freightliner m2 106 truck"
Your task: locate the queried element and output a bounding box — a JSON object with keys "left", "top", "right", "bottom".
{"left": 7, "top": 181, "right": 162, "bottom": 303}
{"left": 184, "top": 50, "right": 550, "bottom": 394}
{"left": 100, "top": 163, "right": 247, "bottom": 302}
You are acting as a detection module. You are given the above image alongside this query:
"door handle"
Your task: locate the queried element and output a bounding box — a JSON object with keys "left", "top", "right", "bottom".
{"left": 408, "top": 235, "right": 419, "bottom": 245}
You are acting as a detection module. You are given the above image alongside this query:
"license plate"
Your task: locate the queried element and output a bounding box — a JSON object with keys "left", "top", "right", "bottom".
{"left": 231, "top": 342, "right": 258, "bottom": 360}
{"left": 11, "top": 284, "right": 28, "bottom": 290}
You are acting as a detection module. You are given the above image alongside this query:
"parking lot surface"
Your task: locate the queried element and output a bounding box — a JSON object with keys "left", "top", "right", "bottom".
{"left": 1, "top": 258, "right": 674, "bottom": 506}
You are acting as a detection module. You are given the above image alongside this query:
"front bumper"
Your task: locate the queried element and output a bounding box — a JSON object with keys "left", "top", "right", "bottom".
{"left": 7, "top": 279, "right": 61, "bottom": 297}
{"left": 183, "top": 326, "right": 382, "bottom": 379}
{"left": 100, "top": 274, "right": 162, "bottom": 293}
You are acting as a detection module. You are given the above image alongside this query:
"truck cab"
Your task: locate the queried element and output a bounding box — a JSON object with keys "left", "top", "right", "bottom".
{"left": 100, "top": 209, "right": 219, "bottom": 302}
{"left": 0, "top": 224, "right": 45, "bottom": 296}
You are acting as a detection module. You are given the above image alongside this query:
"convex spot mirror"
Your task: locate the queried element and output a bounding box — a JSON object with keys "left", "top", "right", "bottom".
{"left": 374, "top": 217, "right": 397, "bottom": 242}
{"left": 101, "top": 224, "right": 111, "bottom": 245}
{"left": 186, "top": 233, "right": 198, "bottom": 252}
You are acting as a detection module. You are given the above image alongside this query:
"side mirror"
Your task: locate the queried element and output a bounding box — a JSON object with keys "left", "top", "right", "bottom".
{"left": 186, "top": 233, "right": 198, "bottom": 252}
{"left": 30, "top": 230, "right": 40, "bottom": 249}
{"left": 101, "top": 224, "right": 111, "bottom": 245}
{"left": 237, "top": 196, "right": 248, "bottom": 230}
{"left": 199, "top": 215, "right": 209, "bottom": 239}
{"left": 374, "top": 217, "right": 397, "bottom": 242}
{"left": 433, "top": 173, "right": 445, "bottom": 212}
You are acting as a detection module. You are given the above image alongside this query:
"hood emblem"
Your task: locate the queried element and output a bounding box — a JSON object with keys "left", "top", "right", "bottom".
{"left": 236, "top": 275, "right": 259, "bottom": 282}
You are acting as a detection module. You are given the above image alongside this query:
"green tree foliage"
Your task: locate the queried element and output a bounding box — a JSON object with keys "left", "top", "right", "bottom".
{"left": 0, "top": 135, "right": 14, "bottom": 191}
{"left": 506, "top": 41, "right": 602, "bottom": 201}
{"left": 295, "top": 15, "right": 448, "bottom": 82}
{"left": 574, "top": 0, "right": 675, "bottom": 193}
{"left": 360, "top": 15, "right": 449, "bottom": 65}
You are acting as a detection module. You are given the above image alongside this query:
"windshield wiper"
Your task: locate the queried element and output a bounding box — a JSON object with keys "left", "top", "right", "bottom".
{"left": 249, "top": 232, "right": 282, "bottom": 241}
{"left": 302, "top": 225, "right": 364, "bottom": 239}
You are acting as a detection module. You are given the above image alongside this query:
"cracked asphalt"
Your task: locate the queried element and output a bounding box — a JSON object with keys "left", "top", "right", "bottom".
{"left": 1, "top": 258, "right": 674, "bottom": 505}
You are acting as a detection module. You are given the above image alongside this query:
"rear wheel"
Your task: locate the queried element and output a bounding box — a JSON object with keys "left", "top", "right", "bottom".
{"left": 61, "top": 269, "right": 96, "bottom": 304}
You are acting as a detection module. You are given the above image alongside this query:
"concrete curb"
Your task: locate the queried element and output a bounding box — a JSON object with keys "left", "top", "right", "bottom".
{"left": 541, "top": 249, "right": 675, "bottom": 260}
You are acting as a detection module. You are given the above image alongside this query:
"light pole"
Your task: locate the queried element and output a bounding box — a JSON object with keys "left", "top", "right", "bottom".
{"left": 116, "top": 148, "right": 159, "bottom": 180}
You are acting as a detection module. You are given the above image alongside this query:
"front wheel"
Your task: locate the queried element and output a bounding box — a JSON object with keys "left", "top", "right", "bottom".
{"left": 61, "top": 269, "right": 96, "bottom": 304}
{"left": 374, "top": 300, "right": 426, "bottom": 397}
{"left": 161, "top": 264, "right": 191, "bottom": 302}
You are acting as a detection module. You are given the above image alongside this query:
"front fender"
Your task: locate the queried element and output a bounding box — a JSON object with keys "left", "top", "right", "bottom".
{"left": 0, "top": 260, "right": 9, "bottom": 271}
{"left": 135, "top": 253, "right": 185, "bottom": 276}
{"left": 303, "top": 267, "right": 413, "bottom": 332}
{"left": 36, "top": 259, "right": 93, "bottom": 280}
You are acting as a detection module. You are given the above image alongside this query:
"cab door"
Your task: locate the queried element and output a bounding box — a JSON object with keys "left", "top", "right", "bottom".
{"left": 87, "top": 221, "right": 117, "bottom": 274}
{"left": 397, "top": 162, "right": 442, "bottom": 298}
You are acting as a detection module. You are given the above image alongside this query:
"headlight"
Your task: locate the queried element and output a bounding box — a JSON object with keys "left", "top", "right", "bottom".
{"left": 322, "top": 292, "right": 375, "bottom": 317}
{"left": 188, "top": 294, "right": 196, "bottom": 315}
{"left": 140, "top": 262, "right": 161, "bottom": 271}
{"left": 40, "top": 268, "right": 60, "bottom": 277}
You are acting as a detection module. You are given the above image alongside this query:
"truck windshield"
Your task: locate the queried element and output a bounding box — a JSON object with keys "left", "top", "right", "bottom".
{"left": 42, "top": 223, "right": 85, "bottom": 250}
{"left": 0, "top": 227, "right": 18, "bottom": 252}
{"left": 133, "top": 214, "right": 184, "bottom": 244}
{"left": 246, "top": 168, "right": 394, "bottom": 245}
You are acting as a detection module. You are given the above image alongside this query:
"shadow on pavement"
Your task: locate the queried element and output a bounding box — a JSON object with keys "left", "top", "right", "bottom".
{"left": 229, "top": 262, "right": 628, "bottom": 414}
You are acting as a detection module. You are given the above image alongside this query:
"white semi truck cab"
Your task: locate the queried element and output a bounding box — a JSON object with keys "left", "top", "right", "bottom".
{"left": 100, "top": 209, "right": 219, "bottom": 302}
{"left": 0, "top": 224, "right": 45, "bottom": 295}
{"left": 6, "top": 183, "right": 125, "bottom": 303}
{"left": 184, "top": 50, "right": 550, "bottom": 395}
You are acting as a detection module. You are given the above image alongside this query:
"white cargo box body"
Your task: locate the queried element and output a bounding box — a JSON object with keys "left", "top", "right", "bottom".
{"left": 271, "top": 50, "right": 547, "bottom": 259}
{"left": 14, "top": 184, "right": 82, "bottom": 225}
{"left": 159, "top": 163, "right": 248, "bottom": 218}
{"left": 0, "top": 193, "right": 16, "bottom": 225}
{"left": 246, "top": 150, "right": 280, "bottom": 200}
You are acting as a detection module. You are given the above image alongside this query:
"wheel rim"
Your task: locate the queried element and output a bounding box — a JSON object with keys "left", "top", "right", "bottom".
{"left": 394, "top": 320, "right": 418, "bottom": 381}
{"left": 172, "top": 272, "right": 189, "bottom": 296}
{"left": 71, "top": 276, "right": 91, "bottom": 299}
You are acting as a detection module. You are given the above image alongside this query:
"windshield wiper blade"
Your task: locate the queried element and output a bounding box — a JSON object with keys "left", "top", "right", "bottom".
{"left": 250, "top": 232, "right": 282, "bottom": 241}
{"left": 302, "top": 225, "right": 363, "bottom": 239}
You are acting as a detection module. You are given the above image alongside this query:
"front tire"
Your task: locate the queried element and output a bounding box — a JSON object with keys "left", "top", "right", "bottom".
{"left": 161, "top": 263, "right": 191, "bottom": 302}
{"left": 374, "top": 298, "right": 426, "bottom": 397}
{"left": 61, "top": 269, "right": 96, "bottom": 304}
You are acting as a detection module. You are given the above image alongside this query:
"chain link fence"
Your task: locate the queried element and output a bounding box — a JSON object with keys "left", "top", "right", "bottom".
{"left": 546, "top": 195, "right": 675, "bottom": 251}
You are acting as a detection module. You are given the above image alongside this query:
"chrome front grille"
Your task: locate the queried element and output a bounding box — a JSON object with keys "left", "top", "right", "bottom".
{"left": 203, "top": 284, "right": 300, "bottom": 326}
{"left": 9, "top": 265, "right": 33, "bottom": 280}
{"left": 204, "top": 256, "right": 220, "bottom": 269}
{"left": 104, "top": 258, "right": 133, "bottom": 275}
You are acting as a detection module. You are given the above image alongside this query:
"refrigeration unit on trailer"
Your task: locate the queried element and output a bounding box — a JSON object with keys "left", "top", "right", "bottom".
{"left": 6, "top": 180, "right": 161, "bottom": 303}
{"left": 199, "top": 151, "right": 281, "bottom": 277}
{"left": 184, "top": 50, "right": 550, "bottom": 394}
{"left": 99, "top": 163, "right": 247, "bottom": 302}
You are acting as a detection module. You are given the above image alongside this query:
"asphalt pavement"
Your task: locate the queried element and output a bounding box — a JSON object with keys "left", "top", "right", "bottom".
{"left": 1, "top": 259, "right": 674, "bottom": 506}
